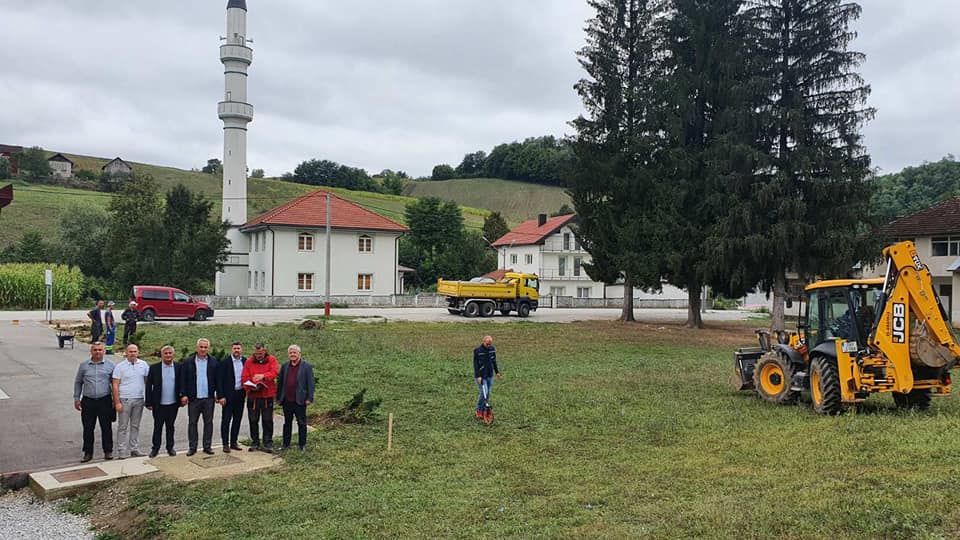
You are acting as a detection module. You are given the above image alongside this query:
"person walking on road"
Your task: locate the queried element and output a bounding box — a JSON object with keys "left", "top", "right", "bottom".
{"left": 240, "top": 343, "right": 279, "bottom": 453}
{"left": 87, "top": 300, "right": 104, "bottom": 343}
{"left": 121, "top": 301, "right": 139, "bottom": 346}
{"left": 145, "top": 345, "right": 182, "bottom": 457}
{"left": 277, "top": 344, "right": 315, "bottom": 452}
{"left": 112, "top": 344, "right": 149, "bottom": 458}
{"left": 103, "top": 301, "right": 116, "bottom": 355}
{"left": 218, "top": 341, "right": 246, "bottom": 453}
{"left": 73, "top": 342, "right": 116, "bottom": 462}
{"left": 180, "top": 338, "right": 219, "bottom": 456}
{"left": 473, "top": 335, "right": 502, "bottom": 422}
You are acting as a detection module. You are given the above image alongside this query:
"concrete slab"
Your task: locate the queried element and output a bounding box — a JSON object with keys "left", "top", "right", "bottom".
{"left": 149, "top": 444, "right": 282, "bottom": 482}
{"left": 30, "top": 457, "right": 158, "bottom": 501}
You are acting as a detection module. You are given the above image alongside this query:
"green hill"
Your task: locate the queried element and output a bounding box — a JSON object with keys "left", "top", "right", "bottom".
{"left": 402, "top": 178, "right": 571, "bottom": 224}
{"left": 0, "top": 154, "right": 489, "bottom": 248}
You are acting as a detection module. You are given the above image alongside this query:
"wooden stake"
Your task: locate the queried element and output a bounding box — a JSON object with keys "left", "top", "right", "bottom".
{"left": 387, "top": 413, "right": 394, "bottom": 451}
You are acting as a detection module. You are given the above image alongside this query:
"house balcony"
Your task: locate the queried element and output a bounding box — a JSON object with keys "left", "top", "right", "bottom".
{"left": 218, "top": 101, "right": 254, "bottom": 122}
{"left": 220, "top": 44, "right": 253, "bottom": 65}
{"left": 540, "top": 239, "right": 585, "bottom": 253}
{"left": 539, "top": 269, "right": 593, "bottom": 281}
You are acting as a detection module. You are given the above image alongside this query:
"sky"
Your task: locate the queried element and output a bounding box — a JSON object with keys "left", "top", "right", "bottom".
{"left": 0, "top": 1, "right": 956, "bottom": 178}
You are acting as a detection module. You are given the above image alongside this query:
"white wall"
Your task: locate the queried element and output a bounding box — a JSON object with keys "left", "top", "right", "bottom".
{"left": 49, "top": 160, "right": 71, "bottom": 178}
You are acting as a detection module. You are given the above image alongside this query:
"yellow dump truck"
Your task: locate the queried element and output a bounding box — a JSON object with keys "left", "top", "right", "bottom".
{"left": 437, "top": 273, "right": 540, "bottom": 317}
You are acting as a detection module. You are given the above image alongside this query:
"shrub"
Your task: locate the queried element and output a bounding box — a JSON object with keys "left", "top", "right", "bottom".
{"left": 0, "top": 263, "right": 85, "bottom": 308}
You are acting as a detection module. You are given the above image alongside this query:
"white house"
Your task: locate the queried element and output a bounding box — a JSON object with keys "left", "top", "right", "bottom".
{"left": 492, "top": 213, "right": 688, "bottom": 302}
{"left": 47, "top": 153, "right": 73, "bottom": 179}
{"left": 238, "top": 189, "right": 409, "bottom": 297}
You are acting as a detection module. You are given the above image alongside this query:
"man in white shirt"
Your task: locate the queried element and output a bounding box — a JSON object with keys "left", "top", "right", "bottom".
{"left": 112, "top": 344, "right": 149, "bottom": 458}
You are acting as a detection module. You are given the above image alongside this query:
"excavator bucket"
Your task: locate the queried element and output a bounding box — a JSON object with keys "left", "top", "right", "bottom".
{"left": 732, "top": 347, "right": 762, "bottom": 391}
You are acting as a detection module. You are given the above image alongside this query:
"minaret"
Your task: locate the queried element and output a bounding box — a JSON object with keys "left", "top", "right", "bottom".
{"left": 216, "top": 0, "right": 253, "bottom": 295}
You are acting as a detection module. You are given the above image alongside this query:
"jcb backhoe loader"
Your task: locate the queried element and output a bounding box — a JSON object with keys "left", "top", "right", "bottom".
{"left": 733, "top": 241, "right": 960, "bottom": 414}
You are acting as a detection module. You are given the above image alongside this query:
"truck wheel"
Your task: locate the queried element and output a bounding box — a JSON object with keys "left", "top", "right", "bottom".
{"left": 518, "top": 303, "right": 531, "bottom": 318}
{"left": 893, "top": 389, "right": 931, "bottom": 411}
{"left": 464, "top": 302, "right": 480, "bottom": 318}
{"left": 810, "top": 355, "right": 842, "bottom": 415}
{"left": 141, "top": 309, "right": 156, "bottom": 322}
{"left": 193, "top": 310, "right": 208, "bottom": 321}
{"left": 752, "top": 352, "right": 798, "bottom": 404}
{"left": 479, "top": 302, "right": 494, "bottom": 317}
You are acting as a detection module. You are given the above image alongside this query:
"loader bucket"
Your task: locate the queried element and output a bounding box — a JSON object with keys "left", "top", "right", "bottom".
{"left": 732, "top": 347, "right": 762, "bottom": 391}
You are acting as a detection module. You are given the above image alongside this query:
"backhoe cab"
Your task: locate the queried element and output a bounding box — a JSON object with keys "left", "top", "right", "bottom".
{"left": 734, "top": 241, "right": 960, "bottom": 414}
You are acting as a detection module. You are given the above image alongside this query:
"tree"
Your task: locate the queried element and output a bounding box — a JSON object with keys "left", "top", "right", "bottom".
{"left": 159, "top": 185, "right": 230, "bottom": 293}
{"left": 59, "top": 202, "right": 111, "bottom": 277}
{"left": 456, "top": 151, "right": 487, "bottom": 177}
{"left": 202, "top": 158, "right": 222, "bottom": 174}
{"left": 250, "top": 168, "right": 265, "bottom": 178}
{"left": 291, "top": 159, "right": 378, "bottom": 191}
{"left": 870, "top": 156, "right": 960, "bottom": 224}
{"left": 0, "top": 157, "right": 11, "bottom": 179}
{"left": 6, "top": 230, "right": 56, "bottom": 263}
{"left": 569, "top": 0, "right": 669, "bottom": 321}
{"left": 551, "top": 204, "right": 575, "bottom": 217}
{"left": 714, "top": 0, "right": 876, "bottom": 330}
{"left": 18, "top": 147, "right": 51, "bottom": 179}
{"left": 482, "top": 212, "right": 510, "bottom": 245}
{"left": 431, "top": 164, "right": 456, "bottom": 181}
{"left": 401, "top": 197, "right": 465, "bottom": 287}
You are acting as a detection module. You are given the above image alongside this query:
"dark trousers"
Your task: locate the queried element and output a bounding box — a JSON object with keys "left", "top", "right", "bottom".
{"left": 80, "top": 395, "right": 113, "bottom": 455}
{"left": 123, "top": 323, "right": 136, "bottom": 345}
{"left": 151, "top": 404, "right": 179, "bottom": 452}
{"left": 220, "top": 389, "right": 246, "bottom": 446}
{"left": 282, "top": 401, "right": 308, "bottom": 450}
{"left": 247, "top": 397, "right": 274, "bottom": 449}
{"left": 91, "top": 325, "right": 102, "bottom": 343}
{"left": 187, "top": 398, "right": 214, "bottom": 451}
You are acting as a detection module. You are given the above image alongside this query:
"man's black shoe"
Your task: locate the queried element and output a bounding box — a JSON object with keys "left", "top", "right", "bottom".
{"left": 148, "top": 449, "right": 159, "bottom": 458}
{"left": 81, "top": 453, "right": 92, "bottom": 463}
{"left": 202, "top": 448, "right": 215, "bottom": 455}
{"left": 248, "top": 445, "right": 259, "bottom": 452}
{"left": 223, "top": 447, "right": 231, "bottom": 453}
{"left": 167, "top": 449, "right": 176, "bottom": 457}
{"left": 186, "top": 449, "right": 197, "bottom": 457}
{"left": 103, "top": 452, "right": 113, "bottom": 460}
{"left": 230, "top": 444, "right": 242, "bottom": 451}
{"left": 262, "top": 446, "right": 274, "bottom": 454}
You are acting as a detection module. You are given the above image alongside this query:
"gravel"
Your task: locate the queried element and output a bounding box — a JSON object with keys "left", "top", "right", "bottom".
{"left": 0, "top": 490, "right": 93, "bottom": 540}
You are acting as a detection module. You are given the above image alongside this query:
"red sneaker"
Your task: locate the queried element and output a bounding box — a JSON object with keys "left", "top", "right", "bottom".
{"left": 483, "top": 410, "right": 493, "bottom": 425}
{"left": 475, "top": 409, "right": 483, "bottom": 418}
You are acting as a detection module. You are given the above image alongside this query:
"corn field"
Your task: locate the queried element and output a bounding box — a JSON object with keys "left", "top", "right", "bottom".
{"left": 0, "top": 264, "right": 85, "bottom": 309}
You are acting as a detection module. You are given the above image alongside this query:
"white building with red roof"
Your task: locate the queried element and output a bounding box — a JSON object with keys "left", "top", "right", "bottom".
{"left": 225, "top": 189, "right": 409, "bottom": 297}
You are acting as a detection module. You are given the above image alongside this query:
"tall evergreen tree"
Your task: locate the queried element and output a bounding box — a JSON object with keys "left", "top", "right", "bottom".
{"left": 713, "top": 0, "right": 876, "bottom": 330}
{"left": 569, "top": 0, "right": 670, "bottom": 322}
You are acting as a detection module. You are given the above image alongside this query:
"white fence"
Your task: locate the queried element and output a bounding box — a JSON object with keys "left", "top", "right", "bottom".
{"left": 195, "top": 294, "right": 706, "bottom": 310}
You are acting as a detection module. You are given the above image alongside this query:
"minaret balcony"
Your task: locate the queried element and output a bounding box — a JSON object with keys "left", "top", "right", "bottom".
{"left": 220, "top": 44, "right": 253, "bottom": 65}
{"left": 218, "top": 101, "right": 254, "bottom": 122}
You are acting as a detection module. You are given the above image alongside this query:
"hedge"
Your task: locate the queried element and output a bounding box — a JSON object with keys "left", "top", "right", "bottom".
{"left": 0, "top": 263, "right": 85, "bottom": 309}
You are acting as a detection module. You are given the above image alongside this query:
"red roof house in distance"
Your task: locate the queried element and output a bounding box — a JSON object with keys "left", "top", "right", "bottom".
{"left": 0, "top": 145, "right": 23, "bottom": 176}
{"left": 239, "top": 190, "right": 409, "bottom": 296}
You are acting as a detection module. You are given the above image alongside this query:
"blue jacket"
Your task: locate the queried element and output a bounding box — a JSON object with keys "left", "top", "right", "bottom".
{"left": 473, "top": 345, "right": 498, "bottom": 379}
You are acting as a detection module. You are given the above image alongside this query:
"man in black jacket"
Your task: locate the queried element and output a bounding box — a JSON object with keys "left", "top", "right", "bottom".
{"left": 217, "top": 341, "right": 246, "bottom": 453}
{"left": 121, "top": 301, "right": 139, "bottom": 345}
{"left": 146, "top": 345, "right": 182, "bottom": 457}
{"left": 179, "top": 338, "right": 219, "bottom": 456}
{"left": 277, "top": 344, "right": 315, "bottom": 452}
{"left": 473, "top": 335, "right": 502, "bottom": 421}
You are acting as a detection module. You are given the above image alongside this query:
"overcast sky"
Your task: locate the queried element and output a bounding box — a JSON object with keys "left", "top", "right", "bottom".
{"left": 0, "top": 1, "right": 956, "bottom": 178}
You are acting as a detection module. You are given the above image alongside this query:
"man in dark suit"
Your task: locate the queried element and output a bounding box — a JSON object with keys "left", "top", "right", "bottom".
{"left": 179, "top": 338, "right": 220, "bottom": 456}
{"left": 146, "top": 345, "right": 182, "bottom": 457}
{"left": 277, "top": 344, "right": 315, "bottom": 452}
{"left": 217, "top": 341, "right": 246, "bottom": 453}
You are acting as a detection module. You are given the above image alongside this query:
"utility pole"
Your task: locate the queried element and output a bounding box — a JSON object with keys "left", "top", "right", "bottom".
{"left": 324, "top": 192, "right": 332, "bottom": 316}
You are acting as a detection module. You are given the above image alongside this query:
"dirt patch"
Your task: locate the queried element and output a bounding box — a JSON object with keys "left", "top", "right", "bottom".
{"left": 85, "top": 478, "right": 184, "bottom": 540}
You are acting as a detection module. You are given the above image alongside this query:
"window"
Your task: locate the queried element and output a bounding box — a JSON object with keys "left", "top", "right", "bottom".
{"left": 142, "top": 289, "right": 168, "bottom": 301}
{"left": 525, "top": 254, "right": 533, "bottom": 265}
{"left": 298, "top": 232, "right": 314, "bottom": 252}
{"left": 173, "top": 292, "right": 189, "bottom": 302}
{"left": 574, "top": 257, "right": 582, "bottom": 277}
{"left": 526, "top": 278, "right": 539, "bottom": 291}
{"left": 254, "top": 272, "right": 259, "bottom": 290}
{"left": 558, "top": 257, "right": 566, "bottom": 276}
{"left": 574, "top": 236, "right": 581, "bottom": 251}
{"left": 248, "top": 271, "right": 252, "bottom": 289}
{"left": 932, "top": 237, "right": 960, "bottom": 257}
{"left": 358, "top": 235, "right": 373, "bottom": 253}
{"left": 358, "top": 274, "right": 373, "bottom": 291}
{"left": 510, "top": 254, "right": 518, "bottom": 264}
{"left": 297, "top": 273, "right": 314, "bottom": 291}
{"left": 549, "top": 286, "right": 566, "bottom": 296}
{"left": 563, "top": 232, "right": 571, "bottom": 251}
{"left": 577, "top": 287, "right": 590, "bottom": 298}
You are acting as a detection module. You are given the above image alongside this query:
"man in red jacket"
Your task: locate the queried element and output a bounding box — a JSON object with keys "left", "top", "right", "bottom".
{"left": 240, "top": 343, "right": 279, "bottom": 452}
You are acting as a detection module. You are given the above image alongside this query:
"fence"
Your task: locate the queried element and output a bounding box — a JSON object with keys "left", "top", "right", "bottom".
{"left": 195, "top": 294, "right": 707, "bottom": 310}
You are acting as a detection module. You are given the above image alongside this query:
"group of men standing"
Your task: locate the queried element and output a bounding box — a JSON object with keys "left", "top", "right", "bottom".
{"left": 86, "top": 300, "right": 139, "bottom": 355}
{"left": 73, "top": 339, "right": 316, "bottom": 463}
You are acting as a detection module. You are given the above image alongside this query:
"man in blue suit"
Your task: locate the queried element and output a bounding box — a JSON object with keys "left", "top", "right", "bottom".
{"left": 179, "top": 338, "right": 220, "bottom": 456}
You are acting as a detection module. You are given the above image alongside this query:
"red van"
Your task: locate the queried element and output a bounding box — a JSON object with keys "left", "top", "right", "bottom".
{"left": 131, "top": 286, "right": 215, "bottom": 321}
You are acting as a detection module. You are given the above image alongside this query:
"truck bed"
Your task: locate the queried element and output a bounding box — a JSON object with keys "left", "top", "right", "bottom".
{"left": 437, "top": 279, "right": 517, "bottom": 300}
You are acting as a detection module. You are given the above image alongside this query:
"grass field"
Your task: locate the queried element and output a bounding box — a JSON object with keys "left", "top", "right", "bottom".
{"left": 78, "top": 319, "right": 960, "bottom": 539}
{"left": 403, "top": 178, "right": 571, "bottom": 225}
{"left": 0, "top": 155, "right": 489, "bottom": 247}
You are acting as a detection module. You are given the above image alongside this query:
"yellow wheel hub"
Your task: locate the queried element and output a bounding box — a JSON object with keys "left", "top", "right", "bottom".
{"left": 759, "top": 363, "right": 785, "bottom": 396}
{"left": 811, "top": 369, "right": 822, "bottom": 405}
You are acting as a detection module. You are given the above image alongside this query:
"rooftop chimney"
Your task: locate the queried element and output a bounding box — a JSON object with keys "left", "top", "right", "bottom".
{"left": 537, "top": 214, "right": 547, "bottom": 227}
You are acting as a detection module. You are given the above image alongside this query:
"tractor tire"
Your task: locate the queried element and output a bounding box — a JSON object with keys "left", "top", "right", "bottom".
{"left": 810, "top": 355, "right": 842, "bottom": 415}
{"left": 893, "top": 389, "right": 931, "bottom": 411}
{"left": 479, "top": 302, "right": 495, "bottom": 317}
{"left": 463, "top": 302, "right": 480, "bottom": 318}
{"left": 141, "top": 309, "right": 156, "bottom": 322}
{"left": 752, "top": 352, "right": 799, "bottom": 405}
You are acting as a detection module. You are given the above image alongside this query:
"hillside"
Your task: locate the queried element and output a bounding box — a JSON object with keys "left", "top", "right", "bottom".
{"left": 402, "top": 178, "right": 571, "bottom": 224}
{"left": 0, "top": 153, "right": 489, "bottom": 247}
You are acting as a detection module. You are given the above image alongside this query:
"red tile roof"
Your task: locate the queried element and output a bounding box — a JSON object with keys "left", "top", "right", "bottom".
{"left": 243, "top": 189, "right": 408, "bottom": 233}
{"left": 492, "top": 214, "right": 576, "bottom": 247}
{"left": 482, "top": 268, "right": 513, "bottom": 280}
{"left": 881, "top": 197, "right": 960, "bottom": 237}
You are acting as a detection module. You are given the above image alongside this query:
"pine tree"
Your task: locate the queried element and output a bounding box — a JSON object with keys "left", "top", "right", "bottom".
{"left": 569, "top": 0, "right": 669, "bottom": 322}
{"left": 714, "top": 0, "right": 876, "bottom": 330}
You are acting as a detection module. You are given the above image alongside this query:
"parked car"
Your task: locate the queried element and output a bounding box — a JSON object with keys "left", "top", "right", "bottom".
{"left": 131, "top": 285, "right": 215, "bottom": 322}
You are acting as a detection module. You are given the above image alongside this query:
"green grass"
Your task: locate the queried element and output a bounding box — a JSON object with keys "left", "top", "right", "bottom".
{"left": 0, "top": 154, "right": 490, "bottom": 247}
{"left": 403, "top": 178, "right": 571, "bottom": 225}
{"left": 89, "top": 320, "right": 960, "bottom": 539}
